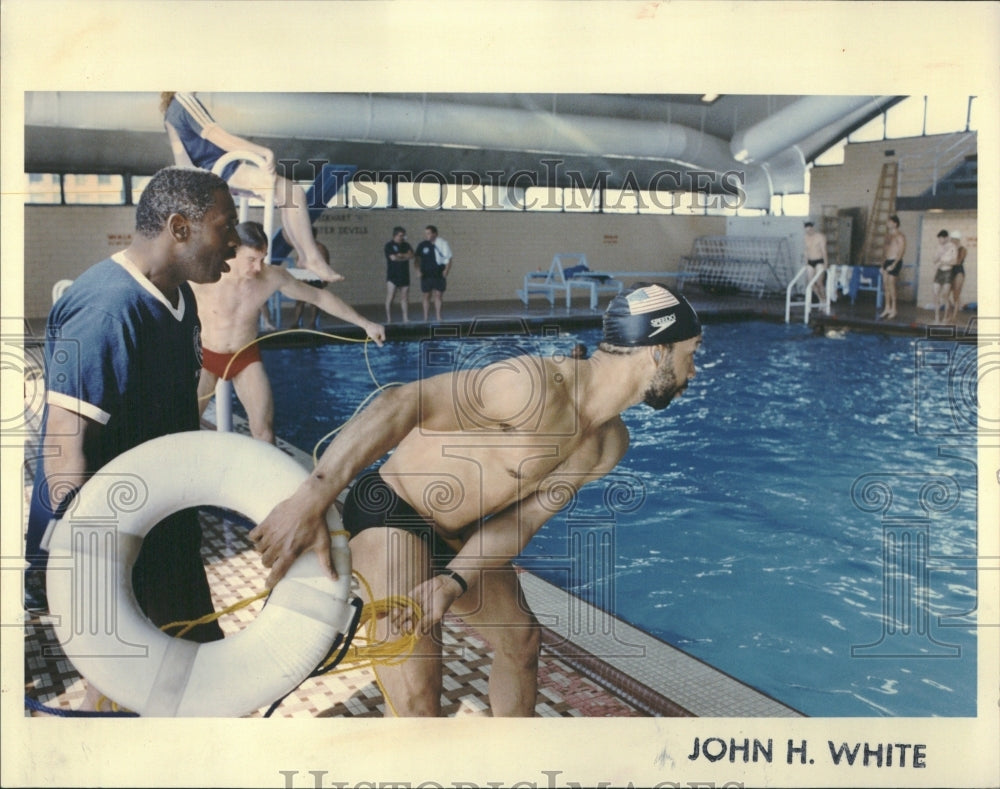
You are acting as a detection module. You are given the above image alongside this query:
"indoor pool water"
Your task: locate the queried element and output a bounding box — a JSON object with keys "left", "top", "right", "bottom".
{"left": 256, "top": 320, "right": 978, "bottom": 717}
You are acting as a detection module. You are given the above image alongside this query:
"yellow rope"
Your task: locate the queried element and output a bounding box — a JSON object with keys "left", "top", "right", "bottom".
{"left": 195, "top": 325, "right": 406, "bottom": 465}
{"left": 99, "top": 569, "right": 421, "bottom": 717}
{"left": 310, "top": 380, "right": 402, "bottom": 466}
{"left": 160, "top": 589, "right": 269, "bottom": 638}
{"left": 199, "top": 327, "right": 377, "bottom": 404}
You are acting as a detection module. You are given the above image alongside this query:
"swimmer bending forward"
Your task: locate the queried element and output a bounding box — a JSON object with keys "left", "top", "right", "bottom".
{"left": 252, "top": 284, "right": 703, "bottom": 716}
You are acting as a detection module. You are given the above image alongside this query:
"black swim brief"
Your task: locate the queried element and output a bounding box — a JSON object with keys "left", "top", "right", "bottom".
{"left": 807, "top": 259, "right": 825, "bottom": 267}
{"left": 341, "top": 469, "right": 457, "bottom": 569}
{"left": 882, "top": 258, "right": 903, "bottom": 276}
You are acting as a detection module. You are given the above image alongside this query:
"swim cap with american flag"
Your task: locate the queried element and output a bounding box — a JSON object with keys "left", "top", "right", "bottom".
{"left": 602, "top": 284, "right": 701, "bottom": 346}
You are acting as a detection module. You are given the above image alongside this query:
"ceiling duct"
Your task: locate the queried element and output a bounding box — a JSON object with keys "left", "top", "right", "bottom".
{"left": 730, "top": 96, "right": 894, "bottom": 164}
{"left": 26, "top": 92, "right": 893, "bottom": 210}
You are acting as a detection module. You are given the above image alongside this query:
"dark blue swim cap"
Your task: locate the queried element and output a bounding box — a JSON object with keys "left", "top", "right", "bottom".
{"left": 602, "top": 284, "right": 701, "bottom": 346}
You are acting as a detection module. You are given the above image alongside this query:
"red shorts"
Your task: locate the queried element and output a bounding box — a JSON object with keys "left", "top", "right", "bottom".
{"left": 201, "top": 344, "right": 262, "bottom": 380}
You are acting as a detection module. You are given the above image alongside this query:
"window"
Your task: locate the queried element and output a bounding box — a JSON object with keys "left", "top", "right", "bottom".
{"left": 131, "top": 175, "right": 154, "bottom": 204}
{"left": 324, "top": 182, "right": 348, "bottom": 208}
{"left": 523, "top": 186, "right": 563, "bottom": 212}
{"left": 347, "top": 179, "right": 390, "bottom": 209}
{"left": 924, "top": 95, "right": 972, "bottom": 136}
{"left": 483, "top": 185, "right": 524, "bottom": 211}
{"left": 885, "top": 96, "right": 925, "bottom": 139}
{"left": 563, "top": 185, "right": 599, "bottom": 213}
{"left": 602, "top": 187, "right": 639, "bottom": 214}
{"left": 63, "top": 173, "right": 124, "bottom": 204}
{"left": 849, "top": 113, "right": 885, "bottom": 143}
{"left": 638, "top": 190, "right": 674, "bottom": 215}
{"left": 704, "top": 192, "right": 740, "bottom": 217}
{"left": 441, "top": 182, "right": 484, "bottom": 211}
{"left": 814, "top": 139, "right": 846, "bottom": 166}
{"left": 779, "top": 193, "right": 810, "bottom": 217}
{"left": 671, "top": 192, "right": 705, "bottom": 216}
{"left": 397, "top": 180, "right": 443, "bottom": 210}
{"left": 25, "top": 173, "right": 61, "bottom": 204}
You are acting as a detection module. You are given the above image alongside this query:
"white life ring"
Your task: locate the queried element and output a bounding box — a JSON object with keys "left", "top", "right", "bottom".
{"left": 45, "top": 431, "right": 354, "bottom": 717}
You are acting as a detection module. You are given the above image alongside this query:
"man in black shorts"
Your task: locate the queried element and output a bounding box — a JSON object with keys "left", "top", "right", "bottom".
{"left": 803, "top": 221, "right": 828, "bottom": 304}
{"left": 383, "top": 226, "right": 413, "bottom": 323}
{"left": 879, "top": 214, "right": 906, "bottom": 320}
{"left": 413, "top": 224, "right": 453, "bottom": 322}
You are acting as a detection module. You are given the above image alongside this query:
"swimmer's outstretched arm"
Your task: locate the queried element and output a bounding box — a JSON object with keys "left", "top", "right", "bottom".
{"left": 251, "top": 375, "right": 453, "bottom": 586}
{"left": 274, "top": 270, "right": 384, "bottom": 345}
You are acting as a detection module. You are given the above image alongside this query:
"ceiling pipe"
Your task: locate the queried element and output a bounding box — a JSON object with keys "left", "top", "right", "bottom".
{"left": 730, "top": 95, "right": 893, "bottom": 164}
{"left": 26, "top": 92, "right": 885, "bottom": 210}
{"left": 761, "top": 147, "right": 808, "bottom": 195}
{"left": 25, "top": 92, "right": 737, "bottom": 169}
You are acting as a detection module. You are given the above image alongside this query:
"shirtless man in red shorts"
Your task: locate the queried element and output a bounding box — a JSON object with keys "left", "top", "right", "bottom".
{"left": 191, "top": 221, "right": 384, "bottom": 443}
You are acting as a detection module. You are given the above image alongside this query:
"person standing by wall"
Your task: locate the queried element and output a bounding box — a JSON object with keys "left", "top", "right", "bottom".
{"left": 384, "top": 226, "right": 414, "bottom": 323}
{"left": 192, "top": 222, "right": 384, "bottom": 444}
{"left": 879, "top": 214, "right": 906, "bottom": 320}
{"left": 930, "top": 229, "right": 957, "bottom": 325}
{"left": 414, "top": 225, "right": 454, "bottom": 322}
{"left": 802, "top": 221, "right": 828, "bottom": 304}
{"left": 945, "top": 231, "right": 968, "bottom": 324}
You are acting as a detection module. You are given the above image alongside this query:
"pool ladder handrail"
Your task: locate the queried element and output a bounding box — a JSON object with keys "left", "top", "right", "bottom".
{"left": 785, "top": 265, "right": 832, "bottom": 324}
{"left": 210, "top": 151, "right": 277, "bottom": 433}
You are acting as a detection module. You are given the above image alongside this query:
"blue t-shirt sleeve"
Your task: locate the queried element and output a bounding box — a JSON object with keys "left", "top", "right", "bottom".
{"left": 46, "top": 306, "right": 130, "bottom": 425}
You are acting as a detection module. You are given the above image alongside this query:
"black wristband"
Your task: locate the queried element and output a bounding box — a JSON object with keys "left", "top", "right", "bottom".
{"left": 434, "top": 568, "right": 468, "bottom": 595}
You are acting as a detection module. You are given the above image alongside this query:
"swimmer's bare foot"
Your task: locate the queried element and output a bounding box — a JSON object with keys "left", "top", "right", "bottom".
{"left": 304, "top": 257, "right": 345, "bottom": 283}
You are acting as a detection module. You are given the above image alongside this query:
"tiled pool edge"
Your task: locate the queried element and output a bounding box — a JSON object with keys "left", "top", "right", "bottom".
{"left": 517, "top": 570, "right": 804, "bottom": 718}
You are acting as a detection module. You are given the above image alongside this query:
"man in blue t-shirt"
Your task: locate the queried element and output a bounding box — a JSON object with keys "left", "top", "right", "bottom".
{"left": 24, "top": 168, "right": 239, "bottom": 653}
{"left": 160, "top": 91, "right": 342, "bottom": 283}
